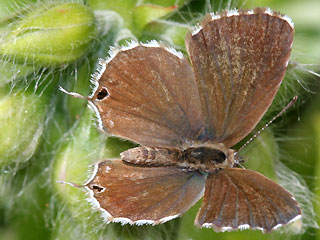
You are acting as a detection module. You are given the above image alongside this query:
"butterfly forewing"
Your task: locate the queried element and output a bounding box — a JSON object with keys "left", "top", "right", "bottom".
{"left": 90, "top": 44, "right": 205, "bottom": 148}
{"left": 195, "top": 168, "right": 301, "bottom": 232}
{"left": 86, "top": 159, "right": 206, "bottom": 224}
{"left": 185, "top": 9, "right": 294, "bottom": 147}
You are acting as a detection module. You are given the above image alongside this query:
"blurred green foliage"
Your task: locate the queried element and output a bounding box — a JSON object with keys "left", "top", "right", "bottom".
{"left": 0, "top": 0, "right": 319, "bottom": 239}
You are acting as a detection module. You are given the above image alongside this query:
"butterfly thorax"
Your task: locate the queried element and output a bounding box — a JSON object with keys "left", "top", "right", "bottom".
{"left": 120, "top": 144, "right": 235, "bottom": 173}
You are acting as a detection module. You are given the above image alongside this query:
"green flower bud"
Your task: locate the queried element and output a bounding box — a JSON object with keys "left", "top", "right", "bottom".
{"left": 142, "top": 20, "right": 189, "bottom": 50}
{"left": 0, "top": 59, "right": 35, "bottom": 86}
{"left": 0, "top": 91, "right": 47, "bottom": 168}
{"left": 0, "top": 3, "right": 97, "bottom": 66}
{"left": 88, "top": 0, "right": 137, "bottom": 29}
{"left": 53, "top": 109, "right": 134, "bottom": 184}
{"left": 88, "top": 0, "right": 186, "bottom": 36}
{"left": 0, "top": 0, "right": 37, "bottom": 21}
{"left": 53, "top": 108, "right": 133, "bottom": 207}
{"left": 53, "top": 108, "right": 134, "bottom": 238}
{"left": 132, "top": 4, "right": 177, "bottom": 35}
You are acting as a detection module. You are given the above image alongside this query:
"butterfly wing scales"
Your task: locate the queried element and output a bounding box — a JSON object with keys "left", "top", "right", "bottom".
{"left": 91, "top": 45, "right": 204, "bottom": 148}
{"left": 186, "top": 9, "right": 294, "bottom": 147}
{"left": 86, "top": 159, "right": 206, "bottom": 224}
{"left": 86, "top": 9, "right": 300, "bottom": 232}
{"left": 195, "top": 168, "right": 301, "bottom": 232}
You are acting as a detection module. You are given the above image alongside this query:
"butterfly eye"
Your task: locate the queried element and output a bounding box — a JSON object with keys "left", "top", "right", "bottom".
{"left": 97, "top": 88, "right": 109, "bottom": 100}
{"left": 214, "top": 151, "right": 226, "bottom": 163}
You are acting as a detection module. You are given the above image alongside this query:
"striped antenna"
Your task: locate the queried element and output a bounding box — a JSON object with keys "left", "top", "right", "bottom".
{"left": 238, "top": 96, "right": 298, "bottom": 153}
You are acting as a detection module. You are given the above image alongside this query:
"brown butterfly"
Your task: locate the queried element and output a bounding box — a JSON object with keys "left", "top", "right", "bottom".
{"left": 82, "top": 8, "right": 301, "bottom": 232}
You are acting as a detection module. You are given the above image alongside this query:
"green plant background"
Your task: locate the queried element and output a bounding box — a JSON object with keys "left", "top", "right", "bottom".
{"left": 0, "top": 0, "right": 319, "bottom": 239}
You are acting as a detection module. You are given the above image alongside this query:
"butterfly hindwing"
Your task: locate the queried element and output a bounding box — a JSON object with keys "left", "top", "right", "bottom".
{"left": 86, "top": 159, "right": 206, "bottom": 224}
{"left": 195, "top": 168, "right": 301, "bottom": 232}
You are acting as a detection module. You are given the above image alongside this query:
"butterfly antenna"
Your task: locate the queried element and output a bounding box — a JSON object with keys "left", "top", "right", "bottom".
{"left": 237, "top": 162, "right": 246, "bottom": 169}
{"left": 59, "top": 86, "right": 89, "bottom": 100}
{"left": 238, "top": 96, "right": 298, "bottom": 153}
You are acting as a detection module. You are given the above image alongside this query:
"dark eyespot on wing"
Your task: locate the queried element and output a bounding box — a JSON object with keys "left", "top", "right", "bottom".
{"left": 97, "top": 88, "right": 109, "bottom": 100}
{"left": 91, "top": 185, "right": 105, "bottom": 192}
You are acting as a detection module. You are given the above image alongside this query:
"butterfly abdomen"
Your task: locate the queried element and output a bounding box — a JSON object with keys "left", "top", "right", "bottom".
{"left": 121, "top": 146, "right": 234, "bottom": 172}
{"left": 121, "top": 147, "right": 182, "bottom": 167}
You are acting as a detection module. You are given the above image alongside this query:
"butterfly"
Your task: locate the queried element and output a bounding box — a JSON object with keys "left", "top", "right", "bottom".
{"left": 83, "top": 8, "right": 301, "bottom": 232}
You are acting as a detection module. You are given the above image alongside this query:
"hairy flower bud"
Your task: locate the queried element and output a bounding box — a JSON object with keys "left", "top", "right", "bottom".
{"left": 0, "top": 91, "right": 47, "bottom": 167}
{"left": 0, "top": 3, "right": 97, "bottom": 66}
{"left": 53, "top": 109, "right": 134, "bottom": 234}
